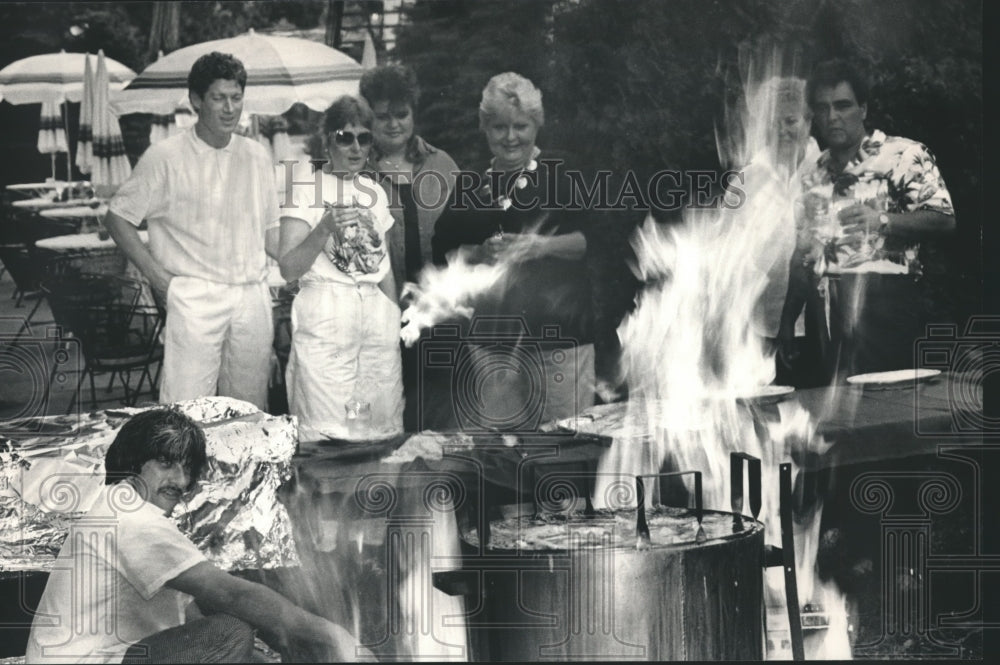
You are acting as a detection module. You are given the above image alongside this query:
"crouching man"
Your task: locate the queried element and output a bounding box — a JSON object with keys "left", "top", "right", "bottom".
{"left": 26, "top": 409, "right": 368, "bottom": 663}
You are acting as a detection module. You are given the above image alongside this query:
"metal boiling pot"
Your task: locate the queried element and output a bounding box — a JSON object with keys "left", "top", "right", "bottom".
{"left": 434, "top": 468, "right": 769, "bottom": 661}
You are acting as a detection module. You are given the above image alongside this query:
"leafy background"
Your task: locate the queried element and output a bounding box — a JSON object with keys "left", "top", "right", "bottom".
{"left": 0, "top": 0, "right": 984, "bottom": 379}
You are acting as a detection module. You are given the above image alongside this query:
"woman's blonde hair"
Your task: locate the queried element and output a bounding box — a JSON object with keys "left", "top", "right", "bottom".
{"left": 478, "top": 72, "right": 544, "bottom": 130}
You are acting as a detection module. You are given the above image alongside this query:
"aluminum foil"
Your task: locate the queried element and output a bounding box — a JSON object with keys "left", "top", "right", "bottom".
{"left": 1, "top": 397, "right": 298, "bottom": 573}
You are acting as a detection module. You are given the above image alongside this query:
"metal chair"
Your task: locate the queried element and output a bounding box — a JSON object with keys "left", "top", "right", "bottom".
{"left": 0, "top": 212, "right": 77, "bottom": 336}
{"left": 40, "top": 273, "right": 164, "bottom": 412}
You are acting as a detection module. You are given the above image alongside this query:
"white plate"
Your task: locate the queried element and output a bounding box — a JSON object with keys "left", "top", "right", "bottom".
{"left": 846, "top": 368, "right": 942, "bottom": 389}
{"left": 736, "top": 385, "right": 795, "bottom": 405}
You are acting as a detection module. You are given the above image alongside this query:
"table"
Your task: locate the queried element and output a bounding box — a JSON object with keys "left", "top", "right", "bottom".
{"left": 5, "top": 181, "right": 90, "bottom": 198}
{"left": 792, "top": 372, "right": 977, "bottom": 470}
{"left": 36, "top": 232, "right": 152, "bottom": 302}
{"left": 9, "top": 196, "right": 102, "bottom": 211}
{"left": 38, "top": 203, "right": 107, "bottom": 221}
{"left": 35, "top": 230, "right": 147, "bottom": 252}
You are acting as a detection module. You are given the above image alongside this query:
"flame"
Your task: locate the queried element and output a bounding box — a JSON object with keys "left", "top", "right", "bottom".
{"left": 399, "top": 245, "right": 511, "bottom": 347}
{"left": 599, "top": 52, "right": 854, "bottom": 660}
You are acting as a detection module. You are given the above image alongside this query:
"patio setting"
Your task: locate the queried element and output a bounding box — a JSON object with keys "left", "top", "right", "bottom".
{"left": 0, "top": 1, "right": 988, "bottom": 663}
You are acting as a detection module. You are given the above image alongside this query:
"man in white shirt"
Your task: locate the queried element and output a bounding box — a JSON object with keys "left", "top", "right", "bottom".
{"left": 104, "top": 52, "right": 280, "bottom": 409}
{"left": 26, "top": 409, "right": 367, "bottom": 663}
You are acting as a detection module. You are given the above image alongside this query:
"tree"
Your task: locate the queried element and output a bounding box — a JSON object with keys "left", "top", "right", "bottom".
{"left": 391, "top": 0, "right": 556, "bottom": 170}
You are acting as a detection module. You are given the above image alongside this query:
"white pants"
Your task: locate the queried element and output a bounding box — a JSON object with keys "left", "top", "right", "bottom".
{"left": 287, "top": 281, "right": 403, "bottom": 441}
{"left": 160, "top": 276, "right": 273, "bottom": 410}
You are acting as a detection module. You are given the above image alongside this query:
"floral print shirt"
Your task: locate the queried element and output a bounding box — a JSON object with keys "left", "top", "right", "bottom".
{"left": 798, "top": 130, "right": 954, "bottom": 274}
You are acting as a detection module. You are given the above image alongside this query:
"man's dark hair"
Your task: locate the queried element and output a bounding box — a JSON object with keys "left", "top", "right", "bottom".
{"left": 104, "top": 409, "right": 207, "bottom": 490}
{"left": 323, "top": 95, "right": 374, "bottom": 134}
{"left": 187, "top": 52, "right": 247, "bottom": 97}
{"left": 359, "top": 64, "right": 420, "bottom": 110}
{"left": 807, "top": 58, "right": 869, "bottom": 108}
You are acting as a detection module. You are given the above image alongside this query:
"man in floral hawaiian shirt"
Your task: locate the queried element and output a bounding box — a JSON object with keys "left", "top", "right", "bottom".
{"left": 779, "top": 58, "right": 956, "bottom": 380}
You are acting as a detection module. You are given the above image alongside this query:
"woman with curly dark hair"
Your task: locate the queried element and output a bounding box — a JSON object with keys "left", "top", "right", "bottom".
{"left": 360, "top": 64, "right": 459, "bottom": 431}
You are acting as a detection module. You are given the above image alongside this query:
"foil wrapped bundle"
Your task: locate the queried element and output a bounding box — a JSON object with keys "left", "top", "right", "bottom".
{"left": 1, "top": 397, "right": 298, "bottom": 573}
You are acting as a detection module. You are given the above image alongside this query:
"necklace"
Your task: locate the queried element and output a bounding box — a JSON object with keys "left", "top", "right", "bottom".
{"left": 486, "top": 146, "right": 541, "bottom": 211}
{"left": 380, "top": 153, "right": 411, "bottom": 171}
{"left": 379, "top": 153, "right": 412, "bottom": 185}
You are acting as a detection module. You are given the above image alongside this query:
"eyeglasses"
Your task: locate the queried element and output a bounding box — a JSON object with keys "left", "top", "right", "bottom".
{"left": 332, "top": 130, "right": 373, "bottom": 148}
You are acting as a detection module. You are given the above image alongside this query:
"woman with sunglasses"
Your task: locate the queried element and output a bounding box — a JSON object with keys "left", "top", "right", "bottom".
{"left": 431, "top": 72, "right": 595, "bottom": 429}
{"left": 278, "top": 96, "right": 403, "bottom": 442}
{"left": 359, "top": 64, "right": 458, "bottom": 431}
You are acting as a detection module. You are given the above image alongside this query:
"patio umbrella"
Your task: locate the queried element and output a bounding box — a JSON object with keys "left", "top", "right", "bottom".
{"left": 111, "top": 29, "right": 363, "bottom": 116}
{"left": 36, "top": 99, "right": 68, "bottom": 181}
{"left": 90, "top": 51, "right": 131, "bottom": 189}
{"left": 0, "top": 50, "right": 135, "bottom": 104}
{"left": 147, "top": 50, "right": 176, "bottom": 145}
{"left": 75, "top": 54, "right": 94, "bottom": 175}
{"left": 1, "top": 50, "right": 134, "bottom": 183}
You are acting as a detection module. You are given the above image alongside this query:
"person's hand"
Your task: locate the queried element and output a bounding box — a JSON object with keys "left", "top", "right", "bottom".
{"left": 836, "top": 203, "right": 881, "bottom": 250}
{"left": 801, "top": 191, "right": 829, "bottom": 224}
{"left": 324, "top": 622, "right": 374, "bottom": 662}
{"left": 321, "top": 205, "right": 361, "bottom": 238}
{"left": 497, "top": 232, "right": 543, "bottom": 263}
{"left": 150, "top": 272, "right": 174, "bottom": 311}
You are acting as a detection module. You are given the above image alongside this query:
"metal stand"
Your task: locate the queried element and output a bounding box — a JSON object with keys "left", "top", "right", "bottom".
{"left": 731, "top": 453, "right": 805, "bottom": 661}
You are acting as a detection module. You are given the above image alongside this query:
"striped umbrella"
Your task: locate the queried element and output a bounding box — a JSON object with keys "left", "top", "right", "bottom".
{"left": 91, "top": 50, "right": 131, "bottom": 189}
{"left": 75, "top": 54, "right": 94, "bottom": 175}
{"left": 110, "top": 29, "right": 363, "bottom": 116}
{"left": 0, "top": 50, "right": 135, "bottom": 104}
{"left": 36, "top": 99, "right": 68, "bottom": 181}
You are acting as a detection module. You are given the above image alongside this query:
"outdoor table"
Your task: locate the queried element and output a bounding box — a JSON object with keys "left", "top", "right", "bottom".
{"left": 9, "top": 196, "right": 102, "bottom": 211}
{"left": 5, "top": 180, "right": 90, "bottom": 198}
{"left": 36, "top": 231, "right": 152, "bottom": 303}
{"left": 35, "top": 229, "right": 147, "bottom": 253}
{"left": 791, "top": 371, "right": 976, "bottom": 470}
{"left": 38, "top": 203, "right": 107, "bottom": 220}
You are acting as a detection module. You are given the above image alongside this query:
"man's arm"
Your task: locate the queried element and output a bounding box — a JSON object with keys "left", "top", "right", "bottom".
{"left": 166, "top": 560, "right": 367, "bottom": 660}
{"left": 103, "top": 211, "right": 173, "bottom": 304}
{"left": 837, "top": 205, "right": 955, "bottom": 239}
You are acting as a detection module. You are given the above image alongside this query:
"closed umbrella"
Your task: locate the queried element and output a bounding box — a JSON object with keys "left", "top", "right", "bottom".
{"left": 361, "top": 31, "right": 377, "bottom": 70}
{"left": 1, "top": 50, "right": 134, "bottom": 184}
{"left": 75, "top": 54, "right": 94, "bottom": 175}
{"left": 36, "top": 99, "right": 68, "bottom": 181}
{"left": 91, "top": 50, "right": 131, "bottom": 190}
{"left": 149, "top": 111, "right": 174, "bottom": 144}
{"left": 111, "top": 29, "right": 363, "bottom": 116}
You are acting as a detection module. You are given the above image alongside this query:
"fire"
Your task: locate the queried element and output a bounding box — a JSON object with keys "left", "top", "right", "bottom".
{"left": 399, "top": 246, "right": 510, "bottom": 347}
{"left": 600, "top": 58, "right": 854, "bottom": 660}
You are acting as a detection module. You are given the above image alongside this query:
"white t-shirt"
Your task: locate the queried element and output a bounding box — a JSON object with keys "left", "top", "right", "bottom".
{"left": 26, "top": 485, "right": 207, "bottom": 664}
{"left": 283, "top": 171, "right": 394, "bottom": 286}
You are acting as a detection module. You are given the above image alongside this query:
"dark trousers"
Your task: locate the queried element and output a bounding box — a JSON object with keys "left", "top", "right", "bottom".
{"left": 827, "top": 273, "right": 951, "bottom": 380}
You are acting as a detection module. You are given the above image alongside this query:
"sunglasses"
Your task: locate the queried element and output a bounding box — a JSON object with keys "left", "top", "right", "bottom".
{"left": 332, "top": 130, "right": 373, "bottom": 148}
